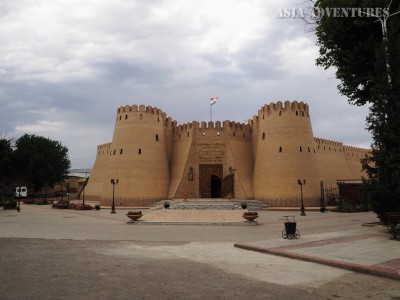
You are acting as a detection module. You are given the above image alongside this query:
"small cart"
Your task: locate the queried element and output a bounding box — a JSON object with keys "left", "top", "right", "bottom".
{"left": 280, "top": 215, "right": 300, "bottom": 239}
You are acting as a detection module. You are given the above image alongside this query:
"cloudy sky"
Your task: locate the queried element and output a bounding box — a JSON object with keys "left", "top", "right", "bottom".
{"left": 0, "top": 0, "right": 371, "bottom": 169}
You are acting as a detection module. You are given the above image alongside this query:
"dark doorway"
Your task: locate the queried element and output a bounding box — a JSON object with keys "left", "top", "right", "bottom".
{"left": 211, "top": 175, "right": 222, "bottom": 198}
{"left": 199, "top": 164, "right": 223, "bottom": 198}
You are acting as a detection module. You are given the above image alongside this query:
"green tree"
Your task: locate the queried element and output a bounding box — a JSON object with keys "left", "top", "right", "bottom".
{"left": 13, "top": 134, "right": 71, "bottom": 193}
{"left": 0, "top": 135, "right": 15, "bottom": 197}
{"left": 312, "top": 0, "right": 400, "bottom": 217}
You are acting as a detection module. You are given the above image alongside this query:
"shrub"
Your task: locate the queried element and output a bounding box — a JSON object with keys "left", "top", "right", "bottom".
{"left": 24, "top": 198, "right": 35, "bottom": 204}
{"left": 337, "top": 201, "right": 355, "bottom": 213}
{"left": 35, "top": 199, "right": 49, "bottom": 205}
{"left": 52, "top": 199, "right": 70, "bottom": 209}
{"left": 4, "top": 199, "right": 17, "bottom": 209}
{"left": 75, "top": 204, "right": 94, "bottom": 210}
{"left": 243, "top": 211, "right": 258, "bottom": 216}
{"left": 127, "top": 210, "right": 142, "bottom": 215}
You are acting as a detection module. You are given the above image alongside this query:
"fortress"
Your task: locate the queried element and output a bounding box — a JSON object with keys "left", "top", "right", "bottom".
{"left": 85, "top": 101, "right": 370, "bottom": 207}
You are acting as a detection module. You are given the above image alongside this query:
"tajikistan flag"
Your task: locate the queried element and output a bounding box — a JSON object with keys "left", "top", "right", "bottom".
{"left": 210, "top": 97, "right": 218, "bottom": 105}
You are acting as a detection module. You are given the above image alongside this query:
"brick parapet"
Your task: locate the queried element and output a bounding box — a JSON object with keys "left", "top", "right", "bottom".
{"left": 257, "top": 100, "right": 310, "bottom": 118}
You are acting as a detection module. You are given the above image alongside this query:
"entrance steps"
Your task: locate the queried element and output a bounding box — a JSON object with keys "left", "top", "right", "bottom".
{"left": 152, "top": 198, "right": 271, "bottom": 211}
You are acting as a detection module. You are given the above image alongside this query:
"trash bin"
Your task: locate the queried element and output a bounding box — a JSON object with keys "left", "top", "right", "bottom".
{"left": 285, "top": 222, "right": 296, "bottom": 235}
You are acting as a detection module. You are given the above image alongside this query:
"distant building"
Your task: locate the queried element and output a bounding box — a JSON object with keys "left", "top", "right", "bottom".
{"left": 85, "top": 101, "right": 370, "bottom": 207}
{"left": 66, "top": 170, "right": 90, "bottom": 196}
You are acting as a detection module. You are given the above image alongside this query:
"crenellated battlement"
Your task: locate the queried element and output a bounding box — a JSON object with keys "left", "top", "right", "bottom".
{"left": 249, "top": 115, "right": 259, "bottom": 125}
{"left": 117, "top": 104, "right": 156, "bottom": 114}
{"left": 314, "top": 137, "right": 343, "bottom": 148}
{"left": 173, "top": 122, "right": 197, "bottom": 134}
{"left": 97, "top": 142, "right": 112, "bottom": 155}
{"left": 314, "top": 137, "right": 347, "bottom": 154}
{"left": 257, "top": 100, "right": 310, "bottom": 118}
{"left": 165, "top": 117, "right": 173, "bottom": 127}
{"left": 114, "top": 104, "right": 175, "bottom": 127}
{"left": 343, "top": 145, "right": 371, "bottom": 159}
{"left": 116, "top": 104, "right": 169, "bottom": 117}
{"left": 171, "top": 120, "right": 250, "bottom": 131}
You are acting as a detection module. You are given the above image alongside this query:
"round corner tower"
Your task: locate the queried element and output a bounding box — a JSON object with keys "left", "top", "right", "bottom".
{"left": 100, "top": 104, "right": 170, "bottom": 206}
{"left": 253, "top": 101, "right": 321, "bottom": 206}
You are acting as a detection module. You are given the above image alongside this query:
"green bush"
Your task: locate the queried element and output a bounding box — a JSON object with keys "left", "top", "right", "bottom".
{"left": 35, "top": 199, "right": 49, "bottom": 205}
{"left": 0, "top": 197, "right": 5, "bottom": 207}
{"left": 337, "top": 201, "right": 355, "bottom": 213}
{"left": 4, "top": 199, "right": 17, "bottom": 209}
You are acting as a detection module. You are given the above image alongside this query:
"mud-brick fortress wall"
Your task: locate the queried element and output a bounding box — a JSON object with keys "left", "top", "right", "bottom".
{"left": 314, "top": 139, "right": 369, "bottom": 188}
{"left": 85, "top": 101, "right": 370, "bottom": 207}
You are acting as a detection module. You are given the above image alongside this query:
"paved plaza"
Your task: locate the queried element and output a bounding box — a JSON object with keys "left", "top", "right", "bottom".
{"left": 0, "top": 203, "right": 399, "bottom": 299}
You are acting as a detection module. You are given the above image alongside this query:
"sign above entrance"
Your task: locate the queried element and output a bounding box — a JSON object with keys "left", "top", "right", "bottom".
{"left": 197, "top": 142, "right": 225, "bottom": 163}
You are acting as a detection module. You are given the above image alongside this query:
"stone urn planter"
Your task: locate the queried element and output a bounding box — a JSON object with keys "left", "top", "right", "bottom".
{"left": 242, "top": 211, "right": 259, "bottom": 222}
{"left": 126, "top": 211, "right": 143, "bottom": 221}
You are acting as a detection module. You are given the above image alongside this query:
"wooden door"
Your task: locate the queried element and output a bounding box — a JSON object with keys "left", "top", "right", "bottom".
{"left": 222, "top": 174, "right": 234, "bottom": 198}
{"left": 199, "top": 164, "right": 223, "bottom": 198}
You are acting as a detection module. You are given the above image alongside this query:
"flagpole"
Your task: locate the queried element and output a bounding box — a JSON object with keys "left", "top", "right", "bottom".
{"left": 210, "top": 103, "right": 212, "bottom": 122}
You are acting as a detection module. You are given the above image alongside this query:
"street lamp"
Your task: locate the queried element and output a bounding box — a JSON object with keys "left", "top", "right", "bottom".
{"left": 66, "top": 182, "right": 70, "bottom": 199}
{"left": 110, "top": 178, "right": 118, "bottom": 214}
{"left": 298, "top": 179, "right": 306, "bottom": 216}
{"left": 17, "top": 187, "right": 21, "bottom": 212}
{"left": 320, "top": 179, "right": 326, "bottom": 213}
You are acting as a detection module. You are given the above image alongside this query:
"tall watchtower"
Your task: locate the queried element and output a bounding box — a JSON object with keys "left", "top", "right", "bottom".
{"left": 253, "top": 101, "right": 321, "bottom": 206}
{"left": 99, "top": 104, "right": 170, "bottom": 205}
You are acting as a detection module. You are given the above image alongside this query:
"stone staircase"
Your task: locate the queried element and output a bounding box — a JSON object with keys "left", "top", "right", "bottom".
{"left": 151, "top": 198, "right": 271, "bottom": 211}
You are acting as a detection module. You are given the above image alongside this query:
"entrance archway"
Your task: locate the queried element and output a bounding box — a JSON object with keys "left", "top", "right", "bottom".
{"left": 210, "top": 175, "right": 222, "bottom": 198}
{"left": 199, "top": 164, "right": 223, "bottom": 198}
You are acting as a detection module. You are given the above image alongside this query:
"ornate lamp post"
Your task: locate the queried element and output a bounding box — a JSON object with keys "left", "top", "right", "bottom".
{"left": 298, "top": 179, "right": 306, "bottom": 216}
{"left": 110, "top": 178, "right": 118, "bottom": 214}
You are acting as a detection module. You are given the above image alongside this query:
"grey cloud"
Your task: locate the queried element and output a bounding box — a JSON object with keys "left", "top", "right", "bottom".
{"left": 0, "top": 0, "right": 372, "bottom": 169}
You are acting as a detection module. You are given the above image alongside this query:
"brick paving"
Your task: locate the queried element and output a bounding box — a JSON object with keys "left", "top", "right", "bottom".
{"left": 235, "top": 232, "right": 400, "bottom": 280}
